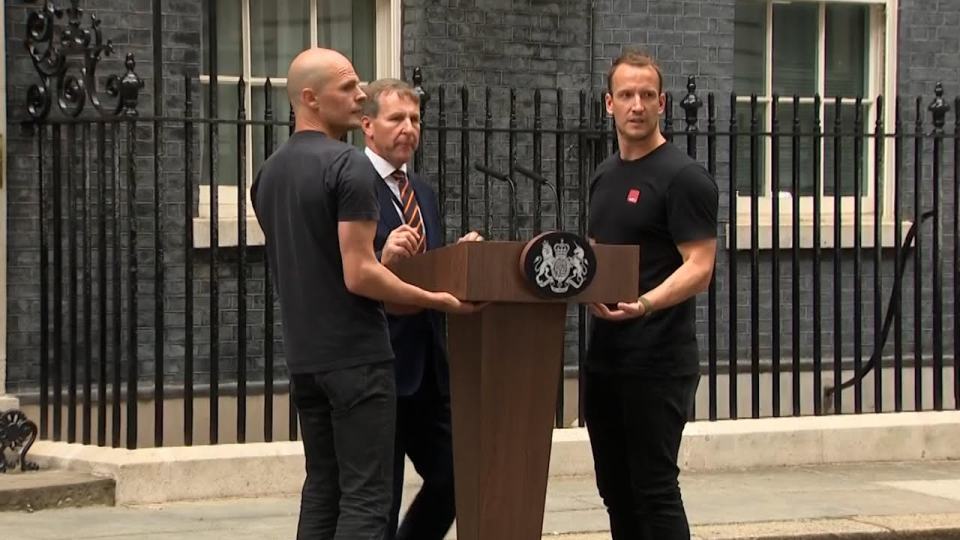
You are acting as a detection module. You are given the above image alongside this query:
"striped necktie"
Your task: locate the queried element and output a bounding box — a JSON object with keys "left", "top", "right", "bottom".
{"left": 392, "top": 169, "right": 426, "bottom": 253}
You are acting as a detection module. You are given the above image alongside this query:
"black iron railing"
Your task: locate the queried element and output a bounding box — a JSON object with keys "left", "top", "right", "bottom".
{"left": 12, "top": 1, "right": 960, "bottom": 449}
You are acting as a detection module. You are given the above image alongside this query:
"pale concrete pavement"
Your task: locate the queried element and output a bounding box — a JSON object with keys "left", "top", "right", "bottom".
{"left": 2, "top": 460, "right": 960, "bottom": 539}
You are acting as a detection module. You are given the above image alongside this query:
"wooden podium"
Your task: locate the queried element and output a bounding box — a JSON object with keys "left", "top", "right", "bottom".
{"left": 390, "top": 240, "right": 639, "bottom": 540}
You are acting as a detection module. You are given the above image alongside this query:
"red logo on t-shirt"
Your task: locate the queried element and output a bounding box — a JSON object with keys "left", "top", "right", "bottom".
{"left": 627, "top": 189, "right": 641, "bottom": 204}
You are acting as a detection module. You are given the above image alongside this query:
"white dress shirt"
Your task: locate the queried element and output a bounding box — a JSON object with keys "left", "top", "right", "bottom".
{"left": 364, "top": 148, "right": 426, "bottom": 237}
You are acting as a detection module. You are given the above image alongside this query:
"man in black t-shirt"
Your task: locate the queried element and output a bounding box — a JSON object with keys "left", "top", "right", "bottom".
{"left": 586, "top": 51, "right": 719, "bottom": 540}
{"left": 252, "top": 48, "right": 480, "bottom": 540}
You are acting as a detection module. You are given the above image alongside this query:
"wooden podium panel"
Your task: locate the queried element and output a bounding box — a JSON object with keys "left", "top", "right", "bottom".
{"left": 389, "top": 240, "right": 638, "bottom": 540}
{"left": 446, "top": 303, "right": 566, "bottom": 540}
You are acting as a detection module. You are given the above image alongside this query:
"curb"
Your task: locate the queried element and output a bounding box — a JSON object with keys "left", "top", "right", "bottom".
{"left": 0, "top": 470, "right": 114, "bottom": 512}
{"left": 690, "top": 514, "right": 960, "bottom": 539}
{"left": 27, "top": 411, "right": 960, "bottom": 505}
{"left": 542, "top": 514, "right": 960, "bottom": 539}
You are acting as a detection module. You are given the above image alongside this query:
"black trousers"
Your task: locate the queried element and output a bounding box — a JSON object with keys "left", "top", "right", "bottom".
{"left": 583, "top": 369, "right": 699, "bottom": 540}
{"left": 291, "top": 361, "right": 396, "bottom": 540}
{"left": 387, "top": 373, "right": 456, "bottom": 540}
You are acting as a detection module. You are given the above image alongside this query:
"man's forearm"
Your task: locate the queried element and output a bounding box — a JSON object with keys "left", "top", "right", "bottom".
{"left": 641, "top": 260, "right": 713, "bottom": 312}
{"left": 347, "top": 259, "right": 440, "bottom": 309}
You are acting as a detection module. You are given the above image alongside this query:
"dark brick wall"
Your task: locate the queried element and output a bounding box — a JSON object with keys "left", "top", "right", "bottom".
{"left": 6, "top": 2, "right": 142, "bottom": 390}
{"left": 403, "top": 0, "right": 592, "bottom": 91}
{"left": 590, "top": 0, "right": 735, "bottom": 94}
{"left": 897, "top": 0, "right": 959, "bottom": 372}
{"left": 404, "top": 0, "right": 957, "bottom": 374}
{"left": 899, "top": 0, "right": 960, "bottom": 99}
{"left": 4, "top": 0, "right": 957, "bottom": 397}
{"left": 2, "top": 0, "right": 259, "bottom": 394}
{"left": 401, "top": 0, "right": 737, "bottom": 267}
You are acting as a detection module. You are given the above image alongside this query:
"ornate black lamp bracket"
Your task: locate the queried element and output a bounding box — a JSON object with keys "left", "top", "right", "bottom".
{"left": 0, "top": 410, "right": 39, "bottom": 473}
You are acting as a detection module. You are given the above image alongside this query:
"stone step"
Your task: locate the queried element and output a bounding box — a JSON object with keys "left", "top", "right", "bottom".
{"left": 0, "top": 470, "right": 114, "bottom": 512}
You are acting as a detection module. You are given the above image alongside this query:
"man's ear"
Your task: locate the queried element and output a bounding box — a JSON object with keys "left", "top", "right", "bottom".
{"left": 360, "top": 115, "right": 374, "bottom": 138}
{"left": 300, "top": 87, "right": 316, "bottom": 111}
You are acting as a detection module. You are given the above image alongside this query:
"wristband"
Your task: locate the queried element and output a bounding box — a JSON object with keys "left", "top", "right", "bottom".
{"left": 638, "top": 295, "right": 653, "bottom": 316}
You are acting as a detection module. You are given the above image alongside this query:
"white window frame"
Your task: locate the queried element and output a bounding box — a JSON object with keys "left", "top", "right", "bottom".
{"left": 195, "top": 0, "right": 401, "bottom": 248}
{"left": 731, "top": 0, "right": 903, "bottom": 249}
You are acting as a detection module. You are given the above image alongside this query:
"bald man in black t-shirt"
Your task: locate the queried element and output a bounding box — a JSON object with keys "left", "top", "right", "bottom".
{"left": 252, "top": 48, "right": 481, "bottom": 540}
{"left": 585, "top": 51, "right": 718, "bottom": 540}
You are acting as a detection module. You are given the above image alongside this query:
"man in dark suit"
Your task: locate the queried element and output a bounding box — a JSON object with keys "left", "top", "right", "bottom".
{"left": 360, "top": 78, "right": 482, "bottom": 540}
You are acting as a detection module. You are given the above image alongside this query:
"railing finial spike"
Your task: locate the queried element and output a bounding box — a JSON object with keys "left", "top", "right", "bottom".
{"left": 928, "top": 81, "right": 950, "bottom": 131}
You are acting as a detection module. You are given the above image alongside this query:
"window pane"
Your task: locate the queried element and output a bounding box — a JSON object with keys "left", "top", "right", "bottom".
{"left": 202, "top": 0, "right": 242, "bottom": 76}
{"left": 824, "top": 102, "right": 869, "bottom": 197}
{"left": 200, "top": 84, "right": 240, "bottom": 186}
{"left": 825, "top": 4, "right": 869, "bottom": 98}
{"left": 772, "top": 3, "right": 817, "bottom": 96}
{"left": 318, "top": 0, "right": 377, "bottom": 81}
{"left": 251, "top": 0, "right": 311, "bottom": 78}
{"left": 253, "top": 84, "right": 293, "bottom": 175}
{"left": 734, "top": 0, "right": 766, "bottom": 96}
{"left": 735, "top": 106, "right": 767, "bottom": 196}
{"left": 774, "top": 102, "right": 817, "bottom": 196}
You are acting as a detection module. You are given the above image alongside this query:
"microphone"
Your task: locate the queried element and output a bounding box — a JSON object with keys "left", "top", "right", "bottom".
{"left": 473, "top": 163, "right": 519, "bottom": 240}
{"left": 473, "top": 163, "right": 509, "bottom": 183}
{"left": 513, "top": 164, "right": 561, "bottom": 231}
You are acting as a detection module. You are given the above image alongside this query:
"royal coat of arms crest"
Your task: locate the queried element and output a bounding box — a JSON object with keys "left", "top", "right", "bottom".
{"left": 519, "top": 231, "right": 597, "bottom": 299}
{"left": 534, "top": 238, "right": 589, "bottom": 293}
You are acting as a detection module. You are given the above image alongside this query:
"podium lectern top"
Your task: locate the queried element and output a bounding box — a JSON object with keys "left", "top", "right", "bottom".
{"left": 388, "top": 240, "right": 638, "bottom": 303}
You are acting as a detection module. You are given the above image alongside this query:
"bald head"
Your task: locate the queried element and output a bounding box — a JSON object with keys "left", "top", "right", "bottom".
{"left": 286, "top": 48, "right": 366, "bottom": 138}
{"left": 287, "top": 48, "right": 341, "bottom": 109}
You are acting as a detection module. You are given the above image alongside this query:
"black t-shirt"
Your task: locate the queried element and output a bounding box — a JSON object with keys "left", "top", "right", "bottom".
{"left": 587, "top": 142, "right": 719, "bottom": 376}
{"left": 252, "top": 131, "right": 394, "bottom": 374}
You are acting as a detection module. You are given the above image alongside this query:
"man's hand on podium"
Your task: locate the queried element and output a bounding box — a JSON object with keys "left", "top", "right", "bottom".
{"left": 431, "top": 292, "right": 489, "bottom": 315}
{"left": 382, "top": 229, "right": 486, "bottom": 315}
{"left": 456, "top": 231, "right": 484, "bottom": 243}
{"left": 385, "top": 293, "right": 486, "bottom": 316}
{"left": 382, "top": 225, "right": 421, "bottom": 266}
{"left": 589, "top": 299, "right": 647, "bottom": 321}
{"left": 440, "top": 231, "right": 485, "bottom": 314}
